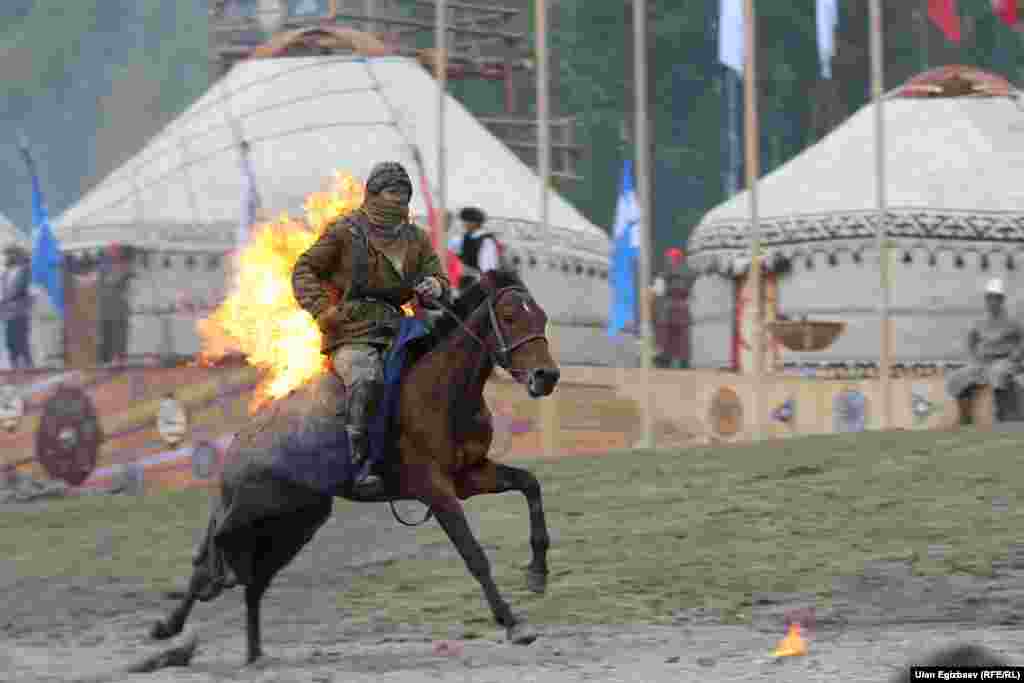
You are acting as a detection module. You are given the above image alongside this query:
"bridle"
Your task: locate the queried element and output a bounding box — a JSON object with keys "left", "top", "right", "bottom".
{"left": 427, "top": 284, "right": 547, "bottom": 377}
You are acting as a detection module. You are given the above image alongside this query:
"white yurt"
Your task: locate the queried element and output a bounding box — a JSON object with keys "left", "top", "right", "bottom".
{"left": 55, "top": 55, "right": 614, "bottom": 365}
{"left": 687, "top": 66, "right": 1024, "bottom": 372}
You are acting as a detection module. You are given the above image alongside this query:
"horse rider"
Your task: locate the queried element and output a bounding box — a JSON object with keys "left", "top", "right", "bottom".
{"left": 946, "top": 277, "right": 1024, "bottom": 423}
{"left": 449, "top": 206, "right": 500, "bottom": 292}
{"left": 291, "top": 161, "right": 451, "bottom": 496}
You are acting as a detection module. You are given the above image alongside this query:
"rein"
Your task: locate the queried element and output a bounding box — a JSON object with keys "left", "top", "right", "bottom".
{"left": 389, "top": 499, "right": 433, "bottom": 526}
{"left": 427, "top": 285, "right": 546, "bottom": 375}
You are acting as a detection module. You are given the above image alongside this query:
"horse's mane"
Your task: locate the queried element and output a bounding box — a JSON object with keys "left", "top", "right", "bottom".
{"left": 430, "top": 269, "right": 524, "bottom": 341}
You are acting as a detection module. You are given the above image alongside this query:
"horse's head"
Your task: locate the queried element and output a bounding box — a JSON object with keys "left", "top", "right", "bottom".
{"left": 455, "top": 269, "right": 560, "bottom": 398}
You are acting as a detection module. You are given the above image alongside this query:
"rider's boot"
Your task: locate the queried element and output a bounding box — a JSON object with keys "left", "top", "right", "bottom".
{"left": 347, "top": 379, "right": 385, "bottom": 497}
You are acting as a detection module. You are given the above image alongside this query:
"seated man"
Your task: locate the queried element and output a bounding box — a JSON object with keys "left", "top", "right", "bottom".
{"left": 946, "top": 277, "right": 1024, "bottom": 423}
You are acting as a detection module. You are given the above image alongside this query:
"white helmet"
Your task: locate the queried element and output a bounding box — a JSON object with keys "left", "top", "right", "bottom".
{"left": 986, "top": 278, "right": 1006, "bottom": 296}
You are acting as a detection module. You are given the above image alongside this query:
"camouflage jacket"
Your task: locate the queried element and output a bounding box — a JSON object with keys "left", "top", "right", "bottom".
{"left": 291, "top": 211, "right": 450, "bottom": 353}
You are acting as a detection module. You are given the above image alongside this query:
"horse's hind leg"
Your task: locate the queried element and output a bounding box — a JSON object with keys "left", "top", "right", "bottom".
{"left": 151, "top": 567, "right": 205, "bottom": 640}
{"left": 431, "top": 494, "right": 538, "bottom": 645}
{"left": 455, "top": 462, "right": 550, "bottom": 594}
{"left": 242, "top": 501, "right": 332, "bottom": 665}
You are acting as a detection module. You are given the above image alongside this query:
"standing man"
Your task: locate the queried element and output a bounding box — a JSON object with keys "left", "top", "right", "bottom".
{"left": 653, "top": 248, "right": 695, "bottom": 369}
{"left": 448, "top": 207, "right": 501, "bottom": 292}
{"left": 98, "top": 244, "right": 134, "bottom": 366}
{"left": 0, "top": 245, "right": 34, "bottom": 369}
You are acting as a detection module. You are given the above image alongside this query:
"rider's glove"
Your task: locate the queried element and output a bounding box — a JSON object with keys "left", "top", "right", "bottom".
{"left": 413, "top": 276, "right": 442, "bottom": 300}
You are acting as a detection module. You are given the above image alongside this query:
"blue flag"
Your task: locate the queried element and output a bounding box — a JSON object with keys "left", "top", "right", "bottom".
{"left": 608, "top": 159, "right": 640, "bottom": 337}
{"left": 20, "top": 146, "right": 64, "bottom": 317}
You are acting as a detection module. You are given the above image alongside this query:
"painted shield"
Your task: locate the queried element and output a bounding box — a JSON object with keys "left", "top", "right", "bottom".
{"left": 709, "top": 386, "right": 743, "bottom": 437}
{"left": 191, "top": 440, "right": 220, "bottom": 480}
{"left": 158, "top": 397, "right": 188, "bottom": 446}
{"left": 0, "top": 384, "right": 25, "bottom": 432}
{"left": 36, "top": 385, "right": 104, "bottom": 486}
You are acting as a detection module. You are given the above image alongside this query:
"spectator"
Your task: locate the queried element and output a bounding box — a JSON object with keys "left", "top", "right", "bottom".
{"left": 97, "top": 244, "right": 134, "bottom": 366}
{"left": 0, "top": 244, "right": 34, "bottom": 369}
{"left": 653, "top": 248, "right": 695, "bottom": 369}
{"left": 448, "top": 207, "right": 500, "bottom": 292}
{"left": 946, "top": 277, "right": 1024, "bottom": 423}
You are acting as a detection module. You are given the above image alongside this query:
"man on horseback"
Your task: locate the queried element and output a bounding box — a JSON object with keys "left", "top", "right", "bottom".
{"left": 291, "top": 161, "right": 450, "bottom": 496}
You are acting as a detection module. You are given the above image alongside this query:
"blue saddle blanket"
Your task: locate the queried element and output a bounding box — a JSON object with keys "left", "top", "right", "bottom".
{"left": 268, "top": 316, "right": 432, "bottom": 497}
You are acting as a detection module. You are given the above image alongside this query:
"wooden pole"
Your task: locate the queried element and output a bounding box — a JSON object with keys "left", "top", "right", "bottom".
{"left": 633, "top": 0, "right": 655, "bottom": 449}
{"left": 743, "top": 0, "right": 763, "bottom": 441}
{"left": 537, "top": 0, "right": 550, "bottom": 239}
{"left": 870, "top": 0, "right": 892, "bottom": 429}
{"left": 436, "top": 0, "right": 448, "bottom": 273}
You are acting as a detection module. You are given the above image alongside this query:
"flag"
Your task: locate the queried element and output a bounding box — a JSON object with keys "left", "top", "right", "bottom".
{"left": 237, "top": 141, "right": 260, "bottom": 250}
{"left": 928, "top": 0, "right": 961, "bottom": 43}
{"left": 608, "top": 159, "right": 640, "bottom": 337}
{"left": 718, "top": 0, "right": 744, "bottom": 75}
{"left": 415, "top": 171, "right": 461, "bottom": 286}
{"left": 994, "top": 0, "right": 1019, "bottom": 27}
{"left": 817, "top": 0, "right": 840, "bottom": 78}
{"left": 18, "top": 145, "right": 64, "bottom": 317}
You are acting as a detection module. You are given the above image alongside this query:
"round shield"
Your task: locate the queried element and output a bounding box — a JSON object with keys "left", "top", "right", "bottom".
{"left": 0, "top": 384, "right": 25, "bottom": 433}
{"left": 158, "top": 396, "right": 188, "bottom": 446}
{"left": 191, "top": 440, "right": 220, "bottom": 480}
{"left": 709, "top": 386, "right": 743, "bottom": 438}
{"left": 36, "top": 385, "right": 103, "bottom": 487}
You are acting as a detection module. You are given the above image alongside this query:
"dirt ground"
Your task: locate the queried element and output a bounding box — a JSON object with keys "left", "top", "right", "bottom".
{"left": 4, "top": 500, "right": 1024, "bottom": 683}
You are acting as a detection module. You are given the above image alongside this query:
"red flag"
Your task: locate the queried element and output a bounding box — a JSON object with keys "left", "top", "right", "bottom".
{"left": 415, "top": 171, "right": 462, "bottom": 287}
{"left": 994, "top": 0, "right": 1019, "bottom": 27}
{"left": 928, "top": 0, "right": 961, "bottom": 43}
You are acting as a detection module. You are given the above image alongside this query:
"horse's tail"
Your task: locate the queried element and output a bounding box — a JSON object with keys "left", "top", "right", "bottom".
{"left": 189, "top": 491, "right": 237, "bottom": 603}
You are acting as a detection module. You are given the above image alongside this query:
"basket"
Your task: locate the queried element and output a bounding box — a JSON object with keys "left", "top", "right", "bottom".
{"left": 766, "top": 320, "right": 846, "bottom": 352}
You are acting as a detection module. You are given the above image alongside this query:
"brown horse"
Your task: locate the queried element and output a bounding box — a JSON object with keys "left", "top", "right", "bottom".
{"left": 150, "top": 269, "right": 560, "bottom": 664}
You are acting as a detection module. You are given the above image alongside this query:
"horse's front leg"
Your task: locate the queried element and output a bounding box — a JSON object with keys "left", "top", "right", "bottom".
{"left": 455, "top": 462, "right": 550, "bottom": 594}
{"left": 431, "top": 494, "right": 538, "bottom": 645}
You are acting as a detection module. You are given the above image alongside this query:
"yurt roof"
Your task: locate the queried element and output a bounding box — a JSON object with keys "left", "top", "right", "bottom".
{"left": 0, "top": 212, "right": 27, "bottom": 250}
{"left": 55, "top": 56, "right": 608, "bottom": 260}
{"left": 688, "top": 66, "right": 1024, "bottom": 273}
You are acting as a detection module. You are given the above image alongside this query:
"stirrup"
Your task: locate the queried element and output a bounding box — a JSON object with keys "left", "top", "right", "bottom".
{"left": 352, "top": 471, "right": 384, "bottom": 496}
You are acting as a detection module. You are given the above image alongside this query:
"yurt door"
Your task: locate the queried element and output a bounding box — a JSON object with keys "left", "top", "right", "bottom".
{"left": 733, "top": 270, "right": 781, "bottom": 373}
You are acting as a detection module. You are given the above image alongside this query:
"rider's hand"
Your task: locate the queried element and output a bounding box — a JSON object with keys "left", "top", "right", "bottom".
{"left": 413, "top": 276, "right": 442, "bottom": 301}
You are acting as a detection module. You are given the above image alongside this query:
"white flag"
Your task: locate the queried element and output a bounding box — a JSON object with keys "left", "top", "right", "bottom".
{"left": 718, "top": 0, "right": 744, "bottom": 75}
{"left": 817, "top": 0, "right": 839, "bottom": 79}
{"left": 237, "top": 143, "right": 260, "bottom": 249}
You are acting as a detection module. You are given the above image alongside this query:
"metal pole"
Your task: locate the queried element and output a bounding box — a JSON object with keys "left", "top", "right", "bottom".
{"left": 537, "top": 0, "right": 550, "bottom": 237}
{"left": 436, "top": 0, "right": 448, "bottom": 272}
{"left": 633, "top": 0, "right": 655, "bottom": 449}
{"left": 870, "top": 0, "right": 891, "bottom": 429}
{"left": 364, "top": 0, "right": 375, "bottom": 34}
{"left": 743, "top": 0, "right": 763, "bottom": 441}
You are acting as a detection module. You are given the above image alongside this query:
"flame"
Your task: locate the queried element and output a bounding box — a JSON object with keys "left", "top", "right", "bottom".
{"left": 771, "top": 623, "right": 808, "bottom": 657}
{"left": 196, "top": 171, "right": 367, "bottom": 412}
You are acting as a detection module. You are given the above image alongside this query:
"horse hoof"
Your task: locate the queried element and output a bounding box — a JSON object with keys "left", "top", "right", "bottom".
{"left": 150, "top": 619, "right": 179, "bottom": 641}
{"left": 506, "top": 621, "right": 538, "bottom": 646}
{"left": 526, "top": 569, "right": 548, "bottom": 594}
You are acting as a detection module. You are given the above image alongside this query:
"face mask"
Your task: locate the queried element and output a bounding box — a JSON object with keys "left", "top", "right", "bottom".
{"left": 362, "top": 191, "right": 409, "bottom": 229}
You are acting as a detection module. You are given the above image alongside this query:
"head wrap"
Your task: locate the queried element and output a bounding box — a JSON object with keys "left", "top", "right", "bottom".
{"left": 362, "top": 162, "right": 413, "bottom": 232}
{"left": 365, "top": 162, "right": 413, "bottom": 196}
